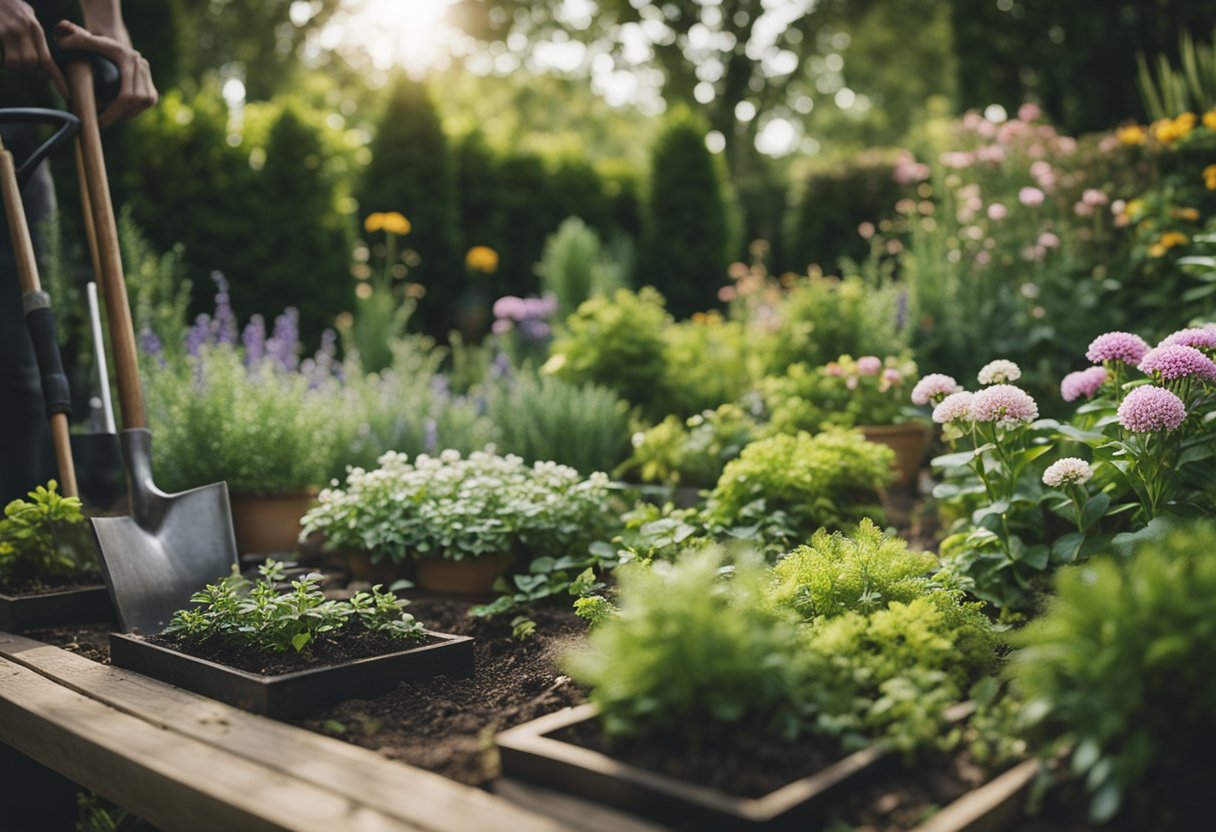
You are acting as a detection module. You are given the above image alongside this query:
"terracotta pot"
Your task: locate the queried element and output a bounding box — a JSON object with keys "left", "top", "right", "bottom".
{"left": 344, "top": 549, "right": 411, "bottom": 585}
{"left": 860, "top": 423, "right": 930, "bottom": 490}
{"left": 414, "top": 553, "right": 513, "bottom": 596}
{"left": 228, "top": 491, "right": 317, "bottom": 556}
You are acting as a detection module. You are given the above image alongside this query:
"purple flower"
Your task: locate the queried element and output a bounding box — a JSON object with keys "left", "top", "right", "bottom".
{"left": 492, "top": 295, "right": 526, "bottom": 321}
{"left": 138, "top": 327, "right": 164, "bottom": 365}
{"left": 186, "top": 313, "right": 212, "bottom": 357}
{"left": 856, "top": 356, "right": 882, "bottom": 376}
{"left": 423, "top": 418, "right": 438, "bottom": 454}
{"left": 1159, "top": 327, "right": 1216, "bottom": 352}
{"left": 1060, "top": 367, "right": 1109, "bottom": 402}
{"left": 1086, "top": 331, "right": 1150, "bottom": 366}
{"left": 1042, "top": 457, "right": 1094, "bottom": 487}
{"left": 911, "top": 373, "right": 962, "bottom": 405}
{"left": 491, "top": 318, "right": 513, "bottom": 336}
{"left": 242, "top": 314, "right": 266, "bottom": 366}
{"left": 969, "top": 384, "right": 1039, "bottom": 424}
{"left": 266, "top": 308, "right": 300, "bottom": 371}
{"left": 1117, "top": 385, "right": 1186, "bottom": 432}
{"left": 1138, "top": 345, "right": 1216, "bottom": 381}
{"left": 932, "top": 391, "right": 974, "bottom": 424}
{"left": 211, "top": 272, "right": 237, "bottom": 346}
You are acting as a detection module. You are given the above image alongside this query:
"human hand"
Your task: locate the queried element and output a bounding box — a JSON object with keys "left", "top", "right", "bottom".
{"left": 54, "top": 19, "right": 157, "bottom": 127}
{"left": 0, "top": 0, "right": 68, "bottom": 97}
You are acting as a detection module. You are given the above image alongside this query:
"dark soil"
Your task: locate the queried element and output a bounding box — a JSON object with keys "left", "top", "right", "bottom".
{"left": 0, "top": 574, "right": 105, "bottom": 597}
{"left": 24, "top": 623, "right": 112, "bottom": 664}
{"left": 299, "top": 596, "right": 588, "bottom": 787}
{"left": 553, "top": 718, "right": 846, "bottom": 799}
{"left": 145, "top": 627, "right": 444, "bottom": 676}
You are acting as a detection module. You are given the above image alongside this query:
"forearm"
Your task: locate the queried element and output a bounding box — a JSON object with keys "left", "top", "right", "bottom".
{"left": 78, "top": 0, "right": 129, "bottom": 46}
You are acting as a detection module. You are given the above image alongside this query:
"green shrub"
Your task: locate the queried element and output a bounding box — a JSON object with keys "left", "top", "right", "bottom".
{"left": 1010, "top": 524, "right": 1216, "bottom": 823}
{"left": 618, "top": 404, "right": 760, "bottom": 488}
{"left": 639, "top": 108, "right": 736, "bottom": 317}
{"left": 564, "top": 548, "right": 807, "bottom": 746}
{"left": 703, "top": 430, "right": 894, "bottom": 547}
{"left": 482, "top": 371, "right": 631, "bottom": 475}
{"left": 536, "top": 217, "right": 627, "bottom": 319}
{"left": 661, "top": 313, "right": 754, "bottom": 416}
{"left": 0, "top": 482, "right": 97, "bottom": 588}
{"left": 760, "top": 354, "right": 919, "bottom": 433}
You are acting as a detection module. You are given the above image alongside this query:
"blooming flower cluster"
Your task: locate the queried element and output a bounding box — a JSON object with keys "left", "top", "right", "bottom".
{"left": 969, "top": 384, "right": 1039, "bottom": 424}
{"left": 1042, "top": 458, "right": 1094, "bottom": 488}
{"left": 1085, "top": 331, "right": 1150, "bottom": 366}
{"left": 1138, "top": 345, "right": 1216, "bottom": 382}
{"left": 977, "top": 359, "right": 1021, "bottom": 385}
{"left": 911, "top": 373, "right": 962, "bottom": 405}
{"left": 1060, "top": 366, "right": 1108, "bottom": 402}
{"left": 492, "top": 293, "right": 558, "bottom": 340}
{"left": 1117, "top": 385, "right": 1187, "bottom": 433}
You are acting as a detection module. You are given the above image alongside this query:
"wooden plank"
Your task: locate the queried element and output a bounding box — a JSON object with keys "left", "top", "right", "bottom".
{"left": 0, "top": 655, "right": 420, "bottom": 832}
{"left": 0, "top": 632, "right": 568, "bottom": 832}
{"left": 913, "top": 759, "right": 1039, "bottom": 832}
{"left": 496, "top": 778, "right": 671, "bottom": 832}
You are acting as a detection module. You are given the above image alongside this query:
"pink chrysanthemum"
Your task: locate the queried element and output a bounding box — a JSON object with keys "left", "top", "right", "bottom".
{"left": 1117, "top": 386, "right": 1186, "bottom": 432}
{"left": 856, "top": 356, "right": 883, "bottom": 375}
{"left": 1060, "top": 366, "right": 1109, "bottom": 402}
{"left": 911, "top": 373, "right": 962, "bottom": 405}
{"left": 977, "top": 359, "right": 1022, "bottom": 385}
{"left": 1086, "top": 331, "right": 1150, "bottom": 365}
{"left": 969, "top": 384, "right": 1039, "bottom": 424}
{"left": 1042, "top": 458, "right": 1094, "bottom": 487}
{"left": 1138, "top": 345, "right": 1216, "bottom": 381}
{"left": 932, "top": 391, "right": 974, "bottom": 424}
{"left": 1159, "top": 327, "right": 1216, "bottom": 351}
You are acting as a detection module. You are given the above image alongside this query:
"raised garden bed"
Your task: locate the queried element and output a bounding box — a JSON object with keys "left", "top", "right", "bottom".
{"left": 109, "top": 627, "right": 473, "bottom": 719}
{"left": 0, "top": 581, "right": 114, "bottom": 633}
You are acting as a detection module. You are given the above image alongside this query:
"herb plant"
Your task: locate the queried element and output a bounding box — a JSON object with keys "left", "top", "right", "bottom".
{"left": 165, "top": 560, "right": 423, "bottom": 653}
{"left": 0, "top": 481, "right": 97, "bottom": 589}
{"left": 618, "top": 403, "right": 759, "bottom": 488}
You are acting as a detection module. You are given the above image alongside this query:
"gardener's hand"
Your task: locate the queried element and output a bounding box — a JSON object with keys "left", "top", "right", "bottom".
{"left": 53, "top": 19, "right": 157, "bottom": 127}
{"left": 0, "top": 0, "right": 68, "bottom": 97}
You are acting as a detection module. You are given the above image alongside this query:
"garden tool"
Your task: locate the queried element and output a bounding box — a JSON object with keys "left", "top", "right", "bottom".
{"left": 68, "top": 280, "right": 125, "bottom": 508}
{"left": 66, "top": 57, "right": 240, "bottom": 634}
{"left": 0, "top": 108, "right": 82, "bottom": 499}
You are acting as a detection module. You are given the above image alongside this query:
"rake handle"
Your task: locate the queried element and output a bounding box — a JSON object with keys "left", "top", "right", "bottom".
{"left": 67, "top": 60, "right": 146, "bottom": 429}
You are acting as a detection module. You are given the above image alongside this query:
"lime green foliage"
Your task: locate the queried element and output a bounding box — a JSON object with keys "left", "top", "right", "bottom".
{"left": 762, "top": 354, "right": 919, "bottom": 433}
{"left": 483, "top": 371, "right": 631, "bottom": 475}
{"left": 619, "top": 404, "right": 759, "bottom": 487}
{"left": 564, "top": 549, "right": 806, "bottom": 745}
{"left": 573, "top": 594, "right": 617, "bottom": 627}
{"left": 147, "top": 348, "right": 341, "bottom": 494}
{"left": 1010, "top": 524, "right": 1216, "bottom": 824}
{"left": 661, "top": 314, "right": 754, "bottom": 416}
{"left": 536, "top": 216, "right": 628, "bottom": 319}
{"left": 703, "top": 430, "right": 894, "bottom": 547}
{"left": 166, "top": 560, "right": 423, "bottom": 654}
{"left": 550, "top": 287, "right": 670, "bottom": 412}
{"left": 770, "top": 520, "right": 939, "bottom": 619}
{"left": 0, "top": 482, "right": 97, "bottom": 587}
{"left": 1137, "top": 28, "right": 1216, "bottom": 120}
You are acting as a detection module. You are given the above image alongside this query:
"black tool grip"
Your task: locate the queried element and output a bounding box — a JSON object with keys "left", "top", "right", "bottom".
{"left": 24, "top": 299, "right": 73, "bottom": 418}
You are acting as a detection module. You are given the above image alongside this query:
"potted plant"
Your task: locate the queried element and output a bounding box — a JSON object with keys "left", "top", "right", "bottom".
{"left": 108, "top": 559, "right": 472, "bottom": 718}
{"left": 762, "top": 354, "right": 928, "bottom": 489}
{"left": 0, "top": 481, "right": 113, "bottom": 631}
{"left": 301, "top": 449, "right": 616, "bottom": 595}
{"left": 143, "top": 278, "right": 347, "bottom": 557}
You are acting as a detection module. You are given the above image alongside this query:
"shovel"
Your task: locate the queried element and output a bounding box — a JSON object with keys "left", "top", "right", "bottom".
{"left": 66, "top": 59, "right": 239, "bottom": 634}
{"left": 0, "top": 108, "right": 81, "bottom": 498}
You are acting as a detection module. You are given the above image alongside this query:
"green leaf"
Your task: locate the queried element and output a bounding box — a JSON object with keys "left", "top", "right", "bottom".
{"left": 291, "top": 632, "right": 311, "bottom": 652}
{"left": 1051, "top": 532, "right": 1084, "bottom": 564}
{"left": 1089, "top": 782, "right": 1122, "bottom": 825}
{"left": 529, "top": 556, "right": 556, "bottom": 574}
{"left": 1072, "top": 738, "right": 1101, "bottom": 775}
{"left": 1081, "top": 493, "right": 1111, "bottom": 531}
{"left": 1017, "top": 544, "right": 1050, "bottom": 570}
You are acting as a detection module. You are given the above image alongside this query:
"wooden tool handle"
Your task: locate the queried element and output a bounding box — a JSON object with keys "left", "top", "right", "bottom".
{"left": 67, "top": 60, "right": 146, "bottom": 429}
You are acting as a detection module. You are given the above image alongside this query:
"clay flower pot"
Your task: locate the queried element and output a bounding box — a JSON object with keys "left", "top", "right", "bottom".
{"left": 414, "top": 553, "right": 513, "bottom": 596}
{"left": 860, "top": 423, "right": 930, "bottom": 491}
{"left": 228, "top": 491, "right": 317, "bottom": 556}
{"left": 343, "top": 549, "right": 411, "bottom": 585}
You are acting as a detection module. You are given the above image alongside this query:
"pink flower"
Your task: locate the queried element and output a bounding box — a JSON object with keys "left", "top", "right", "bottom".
{"left": 987, "top": 203, "right": 1007, "bottom": 221}
{"left": 882, "top": 368, "right": 903, "bottom": 386}
{"left": 932, "top": 391, "right": 974, "bottom": 424}
{"left": 976, "top": 251, "right": 992, "bottom": 266}
{"left": 1074, "top": 201, "right": 1094, "bottom": 217}
{"left": 858, "top": 222, "right": 876, "bottom": 239}
{"left": 1060, "top": 367, "right": 1109, "bottom": 402}
{"left": 1117, "top": 386, "right": 1186, "bottom": 432}
{"left": 1018, "top": 103, "right": 1042, "bottom": 122}
{"left": 1086, "top": 331, "right": 1150, "bottom": 365}
{"left": 493, "top": 295, "right": 526, "bottom": 320}
{"left": 857, "top": 356, "right": 883, "bottom": 375}
{"left": 1042, "top": 458, "right": 1094, "bottom": 487}
{"left": 1038, "top": 232, "right": 1061, "bottom": 249}
{"left": 1110, "top": 199, "right": 1126, "bottom": 216}
{"left": 824, "top": 362, "right": 844, "bottom": 377}
{"left": 969, "top": 384, "right": 1039, "bottom": 423}
{"left": 911, "top": 373, "right": 962, "bottom": 405}
{"left": 1159, "top": 327, "right": 1216, "bottom": 351}
{"left": 491, "top": 318, "right": 513, "bottom": 335}
{"left": 718, "top": 285, "right": 737, "bottom": 302}
{"left": 1030, "top": 161, "right": 1052, "bottom": 178}
{"left": 977, "top": 359, "right": 1022, "bottom": 385}
{"left": 1082, "top": 188, "right": 1108, "bottom": 206}
{"left": 1018, "top": 187, "right": 1046, "bottom": 207}
{"left": 1138, "top": 345, "right": 1216, "bottom": 381}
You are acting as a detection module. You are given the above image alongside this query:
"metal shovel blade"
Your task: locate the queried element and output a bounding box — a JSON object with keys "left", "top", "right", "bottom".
{"left": 92, "top": 428, "right": 238, "bottom": 634}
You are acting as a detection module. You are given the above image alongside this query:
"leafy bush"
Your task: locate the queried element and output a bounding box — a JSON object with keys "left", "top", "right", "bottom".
{"left": 760, "top": 354, "right": 919, "bottom": 433}
{"left": 703, "top": 430, "right": 894, "bottom": 548}
{"left": 165, "top": 560, "right": 423, "bottom": 654}
{"left": 536, "top": 216, "right": 627, "bottom": 319}
{"left": 618, "top": 404, "right": 760, "bottom": 488}
{"left": 1010, "top": 524, "right": 1216, "bottom": 823}
{"left": 564, "top": 548, "right": 807, "bottom": 745}
{"left": 661, "top": 313, "right": 754, "bottom": 416}
{"left": 0, "top": 482, "right": 97, "bottom": 588}
{"left": 482, "top": 371, "right": 631, "bottom": 475}
{"left": 301, "top": 450, "right": 616, "bottom": 565}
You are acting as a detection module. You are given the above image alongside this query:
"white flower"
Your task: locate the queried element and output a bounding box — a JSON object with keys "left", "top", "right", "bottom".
{"left": 1042, "top": 458, "right": 1094, "bottom": 487}
{"left": 977, "top": 359, "right": 1022, "bottom": 385}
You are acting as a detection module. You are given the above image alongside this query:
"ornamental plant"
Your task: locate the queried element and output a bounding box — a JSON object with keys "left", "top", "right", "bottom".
{"left": 617, "top": 403, "right": 760, "bottom": 488}
{"left": 1009, "top": 524, "right": 1216, "bottom": 824}
{"left": 760, "top": 353, "right": 919, "bottom": 433}
{"left": 0, "top": 481, "right": 97, "bottom": 590}
{"left": 165, "top": 560, "right": 423, "bottom": 654}
{"left": 300, "top": 449, "right": 616, "bottom": 566}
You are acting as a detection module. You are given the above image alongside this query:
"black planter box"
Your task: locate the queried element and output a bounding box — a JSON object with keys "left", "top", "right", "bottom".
{"left": 110, "top": 630, "right": 474, "bottom": 719}
{"left": 496, "top": 704, "right": 895, "bottom": 830}
{"left": 0, "top": 586, "right": 115, "bottom": 633}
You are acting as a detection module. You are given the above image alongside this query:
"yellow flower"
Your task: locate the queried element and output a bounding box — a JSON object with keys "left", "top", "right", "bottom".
{"left": 1205, "top": 164, "right": 1216, "bottom": 190}
{"left": 1125, "top": 199, "right": 1145, "bottom": 219}
{"left": 1177, "top": 112, "right": 1197, "bottom": 130}
{"left": 363, "top": 212, "right": 386, "bottom": 233}
{"left": 1149, "top": 243, "right": 1167, "bottom": 258}
{"left": 1204, "top": 110, "right": 1216, "bottom": 131}
{"left": 1116, "top": 124, "right": 1147, "bottom": 146}
{"left": 1154, "top": 113, "right": 1196, "bottom": 145}
{"left": 1159, "top": 231, "right": 1189, "bottom": 250}
{"left": 382, "top": 212, "right": 411, "bottom": 236}
{"left": 465, "top": 245, "right": 499, "bottom": 274}
{"left": 1172, "top": 207, "right": 1200, "bottom": 222}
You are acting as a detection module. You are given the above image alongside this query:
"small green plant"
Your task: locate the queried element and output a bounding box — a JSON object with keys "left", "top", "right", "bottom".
{"left": 761, "top": 354, "right": 920, "bottom": 433}
{"left": 618, "top": 403, "right": 759, "bottom": 487}
{"left": 702, "top": 429, "right": 894, "bottom": 549}
{"left": 1009, "top": 523, "right": 1216, "bottom": 824}
{"left": 0, "top": 481, "right": 97, "bottom": 589}
{"left": 165, "top": 560, "right": 423, "bottom": 653}
{"left": 536, "top": 216, "right": 627, "bottom": 319}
